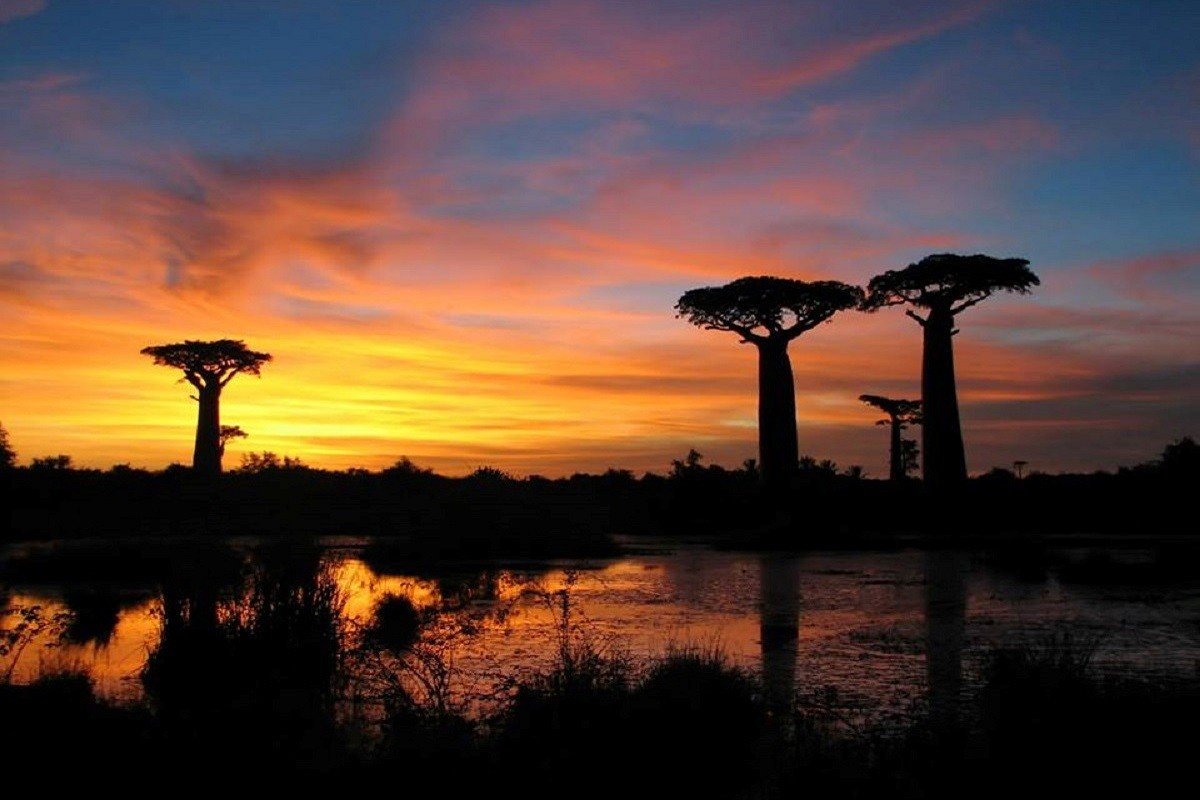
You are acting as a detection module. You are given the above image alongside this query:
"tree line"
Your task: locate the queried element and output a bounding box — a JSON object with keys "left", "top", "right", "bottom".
{"left": 0, "top": 250, "right": 1056, "bottom": 491}
{"left": 0, "top": 251, "right": 1056, "bottom": 491}
{"left": 11, "top": 252, "right": 1042, "bottom": 490}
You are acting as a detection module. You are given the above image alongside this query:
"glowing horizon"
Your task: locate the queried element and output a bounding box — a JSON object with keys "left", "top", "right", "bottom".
{"left": 1, "top": 0, "right": 1197, "bottom": 477}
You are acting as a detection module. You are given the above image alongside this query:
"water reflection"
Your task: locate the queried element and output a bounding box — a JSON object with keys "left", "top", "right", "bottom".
{"left": 61, "top": 588, "right": 145, "bottom": 645}
{"left": 4, "top": 540, "right": 1200, "bottom": 724}
{"left": 759, "top": 555, "right": 800, "bottom": 721}
{"left": 142, "top": 543, "right": 350, "bottom": 769}
{"left": 924, "top": 550, "right": 968, "bottom": 726}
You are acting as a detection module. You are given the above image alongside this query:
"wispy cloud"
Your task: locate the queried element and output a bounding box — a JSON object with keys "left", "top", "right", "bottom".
{"left": 760, "top": 0, "right": 993, "bottom": 94}
{"left": 0, "top": 0, "right": 44, "bottom": 25}
{"left": 1084, "top": 249, "right": 1200, "bottom": 304}
{"left": 0, "top": 0, "right": 1195, "bottom": 476}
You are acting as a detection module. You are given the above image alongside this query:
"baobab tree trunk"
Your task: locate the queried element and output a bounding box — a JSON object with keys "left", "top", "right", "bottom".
{"left": 193, "top": 385, "right": 222, "bottom": 476}
{"left": 757, "top": 338, "right": 799, "bottom": 499}
{"left": 921, "top": 306, "right": 967, "bottom": 491}
{"left": 889, "top": 417, "right": 904, "bottom": 482}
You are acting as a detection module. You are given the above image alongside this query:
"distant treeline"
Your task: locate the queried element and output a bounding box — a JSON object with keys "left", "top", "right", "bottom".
{"left": 2, "top": 437, "right": 1195, "bottom": 549}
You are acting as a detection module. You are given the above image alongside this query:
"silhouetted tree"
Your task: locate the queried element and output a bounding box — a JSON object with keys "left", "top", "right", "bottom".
{"left": 383, "top": 456, "right": 436, "bottom": 478}
{"left": 141, "top": 340, "right": 272, "bottom": 476}
{"left": 237, "top": 451, "right": 306, "bottom": 473}
{"left": 467, "top": 465, "right": 513, "bottom": 481}
{"left": 1159, "top": 436, "right": 1199, "bottom": 480}
{"left": 670, "top": 448, "right": 706, "bottom": 478}
{"left": 218, "top": 425, "right": 248, "bottom": 459}
{"left": 0, "top": 422, "right": 14, "bottom": 468}
{"left": 863, "top": 254, "right": 1038, "bottom": 491}
{"left": 675, "top": 276, "right": 863, "bottom": 496}
{"left": 798, "top": 455, "right": 840, "bottom": 477}
{"left": 900, "top": 438, "right": 920, "bottom": 477}
{"left": 30, "top": 454, "right": 72, "bottom": 470}
{"left": 859, "top": 394, "right": 922, "bottom": 482}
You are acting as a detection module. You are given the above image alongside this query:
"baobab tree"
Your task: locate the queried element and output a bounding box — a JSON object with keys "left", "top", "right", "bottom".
{"left": 900, "top": 438, "right": 920, "bottom": 477}
{"left": 863, "top": 254, "right": 1038, "bottom": 491}
{"left": 858, "top": 394, "right": 922, "bottom": 482}
{"left": 141, "top": 340, "right": 272, "bottom": 476}
{"left": 218, "top": 425, "right": 248, "bottom": 459}
{"left": 675, "top": 276, "right": 864, "bottom": 496}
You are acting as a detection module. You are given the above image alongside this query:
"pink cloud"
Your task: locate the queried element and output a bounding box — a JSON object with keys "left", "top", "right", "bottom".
{"left": 897, "top": 116, "right": 1060, "bottom": 159}
{"left": 409, "top": 1, "right": 745, "bottom": 113}
{"left": 388, "top": 0, "right": 992, "bottom": 146}
{"left": 1084, "top": 249, "right": 1200, "bottom": 304}
{"left": 760, "top": 1, "right": 993, "bottom": 94}
{"left": 1, "top": 0, "right": 1190, "bottom": 478}
{"left": 0, "top": 72, "right": 85, "bottom": 94}
{"left": 0, "top": 0, "right": 44, "bottom": 24}
{"left": 0, "top": 71, "right": 130, "bottom": 156}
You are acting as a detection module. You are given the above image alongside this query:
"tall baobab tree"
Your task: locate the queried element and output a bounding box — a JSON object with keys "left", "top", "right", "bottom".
{"left": 858, "top": 394, "right": 922, "bottom": 482}
{"left": 141, "top": 340, "right": 272, "bottom": 476}
{"left": 675, "top": 276, "right": 864, "bottom": 496}
{"left": 863, "top": 254, "right": 1038, "bottom": 491}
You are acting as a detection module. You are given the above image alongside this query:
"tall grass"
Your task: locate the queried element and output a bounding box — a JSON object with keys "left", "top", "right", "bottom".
{"left": 1, "top": 602, "right": 67, "bottom": 683}
{"left": 140, "top": 544, "right": 352, "bottom": 773}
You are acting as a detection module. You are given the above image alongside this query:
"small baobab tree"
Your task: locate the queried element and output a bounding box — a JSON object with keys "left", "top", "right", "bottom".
{"left": 219, "top": 425, "right": 248, "bottom": 460}
{"left": 900, "top": 438, "right": 920, "bottom": 477}
{"left": 675, "top": 276, "right": 864, "bottom": 496}
{"left": 863, "top": 254, "right": 1038, "bottom": 492}
{"left": 141, "top": 340, "right": 272, "bottom": 476}
{"left": 859, "top": 394, "right": 922, "bottom": 482}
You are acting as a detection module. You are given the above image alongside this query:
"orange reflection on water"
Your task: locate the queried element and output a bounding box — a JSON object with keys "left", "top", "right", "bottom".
{"left": 7, "top": 545, "right": 1197, "bottom": 724}
{"left": 2, "top": 594, "right": 159, "bottom": 699}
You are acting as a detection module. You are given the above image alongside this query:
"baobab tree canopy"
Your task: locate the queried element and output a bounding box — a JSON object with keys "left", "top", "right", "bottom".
{"left": 862, "top": 253, "right": 1038, "bottom": 493}
{"left": 862, "top": 253, "right": 1038, "bottom": 318}
{"left": 859, "top": 394, "right": 922, "bottom": 482}
{"left": 675, "top": 276, "right": 865, "bottom": 342}
{"left": 140, "top": 339, "right": 272, "bottom": 389}
{"left": 675, "top": 276, "right": 863, "bottom": 501}
{"left": 141, "top": 339, "right": 271, "bottom": 475}
{"left": 858, "top": 395, "right": 922, "bottom": 424}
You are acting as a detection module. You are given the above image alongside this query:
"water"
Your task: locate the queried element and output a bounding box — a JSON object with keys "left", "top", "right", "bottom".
{"left": 4, "top": 536, "right": 1200, "bottom": 723}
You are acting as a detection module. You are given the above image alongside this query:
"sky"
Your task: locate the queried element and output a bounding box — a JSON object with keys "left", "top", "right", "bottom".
{"left": 1, "top": 0, "right": 1197, "bottom": 478}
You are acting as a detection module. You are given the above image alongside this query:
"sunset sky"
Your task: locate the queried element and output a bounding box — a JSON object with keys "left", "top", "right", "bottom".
{"left": 1, "top": 0, "right": 1196, "bottom": 477}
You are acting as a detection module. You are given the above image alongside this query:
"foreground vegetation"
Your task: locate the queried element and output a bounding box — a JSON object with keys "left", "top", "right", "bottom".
{"left": 3, "top": 554, "right": 1196, "bottom": 795}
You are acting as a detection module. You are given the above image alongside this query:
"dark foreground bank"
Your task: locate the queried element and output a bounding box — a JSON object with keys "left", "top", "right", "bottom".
{"left": 4, "top": 611, "right": 1197, "bottom": 797}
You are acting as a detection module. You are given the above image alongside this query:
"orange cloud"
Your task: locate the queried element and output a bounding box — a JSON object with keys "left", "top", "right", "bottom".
{"left": 1, "top": 2, "right": 1192, "bottom": 480}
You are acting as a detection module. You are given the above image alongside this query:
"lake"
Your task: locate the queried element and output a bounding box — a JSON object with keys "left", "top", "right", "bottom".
{"left": 4, "top": 535, "right": 1199, "bottom": 724}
